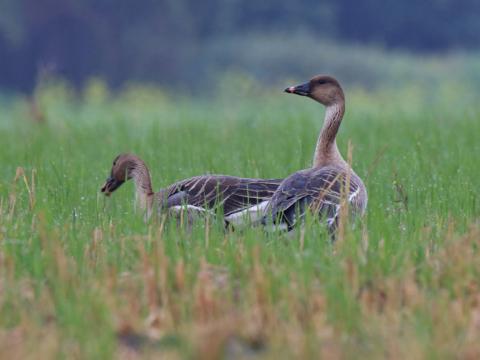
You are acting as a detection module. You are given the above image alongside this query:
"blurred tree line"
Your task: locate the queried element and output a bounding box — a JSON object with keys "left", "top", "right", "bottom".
{"left": 0, "top": 0, "right": 479, "bottom": 92}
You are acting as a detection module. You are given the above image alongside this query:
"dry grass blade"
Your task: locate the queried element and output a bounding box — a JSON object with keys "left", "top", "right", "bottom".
{"left": 337, "top": 140, "right": 353, "bottom": 242}
{"left": 392, "top": 169, "right": 408, "bottom": 212}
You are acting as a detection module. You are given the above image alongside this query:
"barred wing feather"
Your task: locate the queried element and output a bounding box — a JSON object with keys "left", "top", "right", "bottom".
{"left": 265, "top": 166, "right": 365, "bottom": 231}
{"left": 157, "top": 175, "right": 282, "bottom": 216}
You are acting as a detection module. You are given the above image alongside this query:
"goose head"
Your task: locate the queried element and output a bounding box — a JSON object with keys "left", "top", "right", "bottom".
{"left": 101, "top": 153, "right": 139, "bottom": 196}
{"left": 285, "top": 75, "right": 344, "bottom": 106}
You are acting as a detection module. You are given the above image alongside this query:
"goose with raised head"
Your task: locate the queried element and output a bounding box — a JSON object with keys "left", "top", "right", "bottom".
{"left": 101, "top": 153, "right": 282, "bottom": 226}
{"left": 263, "top": 75, "right": 367, "bottom": 234}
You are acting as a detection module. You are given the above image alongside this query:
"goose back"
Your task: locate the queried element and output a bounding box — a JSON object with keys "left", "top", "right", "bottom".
{"left": 156, "top": 175, "right": 282, "bottom": 216}
{"left": 264, "top": 165, "right": 366, "bottom": 232}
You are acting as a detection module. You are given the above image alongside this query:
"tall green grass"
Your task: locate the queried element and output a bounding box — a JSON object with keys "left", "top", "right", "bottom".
{"left": 0, "top": 79, "right": 479, "bottom": 358}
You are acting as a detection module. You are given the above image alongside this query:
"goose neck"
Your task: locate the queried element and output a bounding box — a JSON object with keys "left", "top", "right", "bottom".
{"left": 312, "top": 101, "right": 347, "bottom": 168}
{"left": 131, "top": 164, "right": 154, "bottom": 212}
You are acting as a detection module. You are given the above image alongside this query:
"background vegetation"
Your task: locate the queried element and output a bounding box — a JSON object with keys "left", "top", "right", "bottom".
{"left": 1, "top": 0, "right": 480, "bottom": 92}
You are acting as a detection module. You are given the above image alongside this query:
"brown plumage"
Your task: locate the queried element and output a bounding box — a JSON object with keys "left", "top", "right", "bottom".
{"left": 264, "top": 75, "right": 367, "bottom": 234}
{"left": 101, "top": 153, "right": 282, "bottom": 225}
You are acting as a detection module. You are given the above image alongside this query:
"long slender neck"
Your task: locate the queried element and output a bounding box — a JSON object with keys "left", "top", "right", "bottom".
{"left": 130, "top": 162, "right": 154, "bottom": 214}
{"left": 312, "top": 101, "right": 347, "bottom": 168}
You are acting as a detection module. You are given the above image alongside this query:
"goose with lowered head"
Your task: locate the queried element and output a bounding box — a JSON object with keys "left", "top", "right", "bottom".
{"left": 263, "top": 75, "right": 367, "bottom": 235}
{"left": 101, "top": 153, "right": 282, "bottom": 227}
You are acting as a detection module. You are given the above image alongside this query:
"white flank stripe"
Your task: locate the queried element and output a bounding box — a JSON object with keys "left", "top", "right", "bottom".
{"left": 169, "top": 205, "right": 214, "bottom": 216}
{"left": 348, "top": 186, "right": 360, "bottom": 203}
{"left": 224, "top": 200, "right": 270, "bottom": 228}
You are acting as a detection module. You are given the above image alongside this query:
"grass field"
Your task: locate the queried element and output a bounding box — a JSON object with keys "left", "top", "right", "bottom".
{"left": 0, "top": 79, "right": 479, "bottom": 359}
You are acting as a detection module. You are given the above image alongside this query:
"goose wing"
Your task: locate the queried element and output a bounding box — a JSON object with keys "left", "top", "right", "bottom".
{"left": 159, "top": 176, "right": 281, "bottom": 216}
{"left": 266, "top": 166, "right": 363, "bottom": 230}
{"left": 219, "top": 177, "right": 282, "bottom": 215}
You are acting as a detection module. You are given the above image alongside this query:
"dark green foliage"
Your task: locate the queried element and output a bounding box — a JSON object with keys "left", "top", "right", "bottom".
{"left": 0, "top": 0, "right": 480, "bottom": 91}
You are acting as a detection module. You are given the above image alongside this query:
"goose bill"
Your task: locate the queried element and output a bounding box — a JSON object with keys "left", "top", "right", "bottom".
{"left": 101, "top": 177, "right": 124, "bottom": 196}
{"left": 284, "top": 82, "right": 310, "bottom": 96}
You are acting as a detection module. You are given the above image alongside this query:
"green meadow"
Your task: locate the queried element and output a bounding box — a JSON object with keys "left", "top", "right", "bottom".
{"left": 0, "top": 79, "right": 479, "bottom": 359}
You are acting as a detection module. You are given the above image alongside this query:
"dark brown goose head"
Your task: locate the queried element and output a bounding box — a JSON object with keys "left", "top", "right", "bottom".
{"left": 101, "top": 153, "right": 140, "bottom": 196}
{"left": 285, "top": 75, "right": 344, "bottom": 106}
